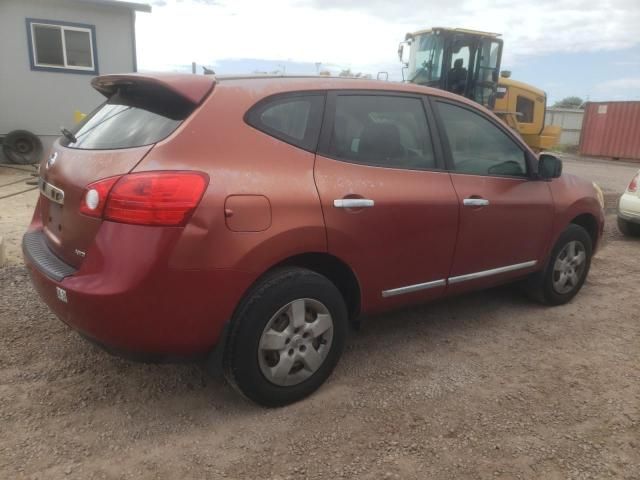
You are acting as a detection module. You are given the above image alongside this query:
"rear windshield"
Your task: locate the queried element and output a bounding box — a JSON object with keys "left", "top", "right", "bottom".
{"left": 62, "top": 84, "right": 195, "bottom": 150}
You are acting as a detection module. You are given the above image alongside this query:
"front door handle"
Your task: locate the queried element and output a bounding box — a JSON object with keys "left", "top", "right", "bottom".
{"left": 463, "top": 198, "right": 490, "bottom": 207}
{"left": 333, "top": 198, "right": 375, "bottom": 208}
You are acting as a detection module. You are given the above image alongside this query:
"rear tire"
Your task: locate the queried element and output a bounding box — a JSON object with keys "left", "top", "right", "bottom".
{"left": 525, "top": 224, "right": 592, "bottom": 305}
{"left": 617, "top": 217, "right": 640, "bottom": 237}
{"left": 224, "top": 267, "right": 348, "bottom": 407}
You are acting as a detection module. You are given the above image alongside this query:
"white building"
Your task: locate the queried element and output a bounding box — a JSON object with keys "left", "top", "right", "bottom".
{"left": 0, "top": 0, "right": 150, "bottom": 164}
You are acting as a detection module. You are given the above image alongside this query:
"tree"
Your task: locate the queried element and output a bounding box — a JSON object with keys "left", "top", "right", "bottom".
{"left": 552, "top": 96, "right": 584, "bottom": 109}
{"left": 337, "top": 69, "right": 372, "bottom": 78}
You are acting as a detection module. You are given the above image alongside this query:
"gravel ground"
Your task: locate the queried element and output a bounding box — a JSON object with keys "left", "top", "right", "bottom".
{"left": 557, "top": 154, "right": 638, "bottom": 193}
{"left": 1, "top": 156, "right": 639, "bottom": 479}
{"left": 0, "top": 165, "right": 39, "bottom": 265}
{"left": 1, "top": 213, "right": 639, "bottom": 479}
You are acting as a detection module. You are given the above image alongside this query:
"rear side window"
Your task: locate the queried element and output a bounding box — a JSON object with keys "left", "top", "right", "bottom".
{"left": 327, "top": 95, "right": 436, "bottom": 170}
{"left": 246, "top": 94, "right": 325, "bottom": 152}
{"left": 63, "top": 84, "right": 195, "bottom": 150}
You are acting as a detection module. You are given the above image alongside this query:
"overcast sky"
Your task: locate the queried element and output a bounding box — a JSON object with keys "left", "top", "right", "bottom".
{"left": 133, "top": 0, "right": 640, "bottom": 102}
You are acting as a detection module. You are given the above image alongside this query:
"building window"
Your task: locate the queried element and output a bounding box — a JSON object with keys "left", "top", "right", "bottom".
{"left": 516, "top": 95, "right": 535, "bottom": 123}
{"left": 27, "top": 19, "right": 98, "bottom": 74}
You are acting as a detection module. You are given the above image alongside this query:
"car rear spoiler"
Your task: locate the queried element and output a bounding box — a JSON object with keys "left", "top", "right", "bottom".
{"left": 91, "top": 73, "right": 216, "bottom": 105}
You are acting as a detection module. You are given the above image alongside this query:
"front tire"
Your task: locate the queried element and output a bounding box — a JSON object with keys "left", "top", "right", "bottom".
{"left": 224, "top": 267, "right": 348, "bottom": 407}
{"left": 525, "top": 224, "right": 592, "bottom": 305}
{"left": 617, "top": 217, "right": 640, "bottom": 237}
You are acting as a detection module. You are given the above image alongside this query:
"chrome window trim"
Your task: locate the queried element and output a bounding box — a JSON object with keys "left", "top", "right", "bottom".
{"left": 447, "top": 260, "right": 537, "bottom": 285}
{"left": 38, "top": 178, "right": 65, "bottom": 205}
{"left": 382, "top": 279, "right": 446, "bottom": 298}
{"left": 381, "top": 260, "right": 538, "bottom": 297}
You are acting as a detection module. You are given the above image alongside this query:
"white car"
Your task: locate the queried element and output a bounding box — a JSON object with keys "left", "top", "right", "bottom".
{"left": 618, "top": 170, "right": 640, "bottom": 236}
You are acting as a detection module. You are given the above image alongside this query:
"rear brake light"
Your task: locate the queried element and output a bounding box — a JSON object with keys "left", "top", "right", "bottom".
{"left": 628, "top": 173, "right": 639, "bottom": 193}
{"left": 80, "top": 172, "right": 208, "bottom": 226}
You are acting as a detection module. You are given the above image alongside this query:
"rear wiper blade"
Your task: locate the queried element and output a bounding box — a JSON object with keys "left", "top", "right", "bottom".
{"left": 60, "top": 127, "right": 77, "bottom": 144}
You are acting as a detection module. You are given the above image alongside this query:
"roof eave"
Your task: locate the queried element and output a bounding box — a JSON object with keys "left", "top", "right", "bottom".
{"left": 72, "top": 0, "right": 152, "bottom": 13}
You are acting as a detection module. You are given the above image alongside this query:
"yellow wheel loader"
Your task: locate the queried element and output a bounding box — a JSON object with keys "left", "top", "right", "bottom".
{"left": 398, "top": 27, "right": 560, "bottom": 151}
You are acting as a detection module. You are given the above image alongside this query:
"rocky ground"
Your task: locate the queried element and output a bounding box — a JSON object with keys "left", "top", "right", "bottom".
{"left": 0, "top": 157, "right": 639, "bottom": 479}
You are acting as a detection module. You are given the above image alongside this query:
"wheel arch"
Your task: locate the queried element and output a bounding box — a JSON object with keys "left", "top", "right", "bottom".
{"left": 570, "top": 212, "right": 599, "bottom": 251}
{"left": 272, "top": 252, "right": 362, "bottom": 321}
{"left": 210, "top": 251, "right": 361, "bottom": 379}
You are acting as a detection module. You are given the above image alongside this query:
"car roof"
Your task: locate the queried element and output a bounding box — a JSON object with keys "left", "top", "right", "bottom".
{"left": 93, "top": 72, "right": 493, "bottom": 116}
{"left": 214, "top": 74, "right": 487, "bottom": 110}
{"left": 216, "top": 74, "right": 450, "bottom": 96}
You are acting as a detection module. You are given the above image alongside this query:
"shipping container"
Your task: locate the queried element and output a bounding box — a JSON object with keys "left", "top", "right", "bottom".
{"left": 579, "top": 101, "right": 640, "bottom": 161}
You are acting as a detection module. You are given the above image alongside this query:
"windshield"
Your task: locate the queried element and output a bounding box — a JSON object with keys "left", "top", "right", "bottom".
{"left": 408, "top": 33, "right": 444, "bottom": 85}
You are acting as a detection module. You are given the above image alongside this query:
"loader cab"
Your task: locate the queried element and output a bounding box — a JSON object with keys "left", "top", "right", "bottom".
{"left": 401, "top": 28, "right": 503, "bottom": 109}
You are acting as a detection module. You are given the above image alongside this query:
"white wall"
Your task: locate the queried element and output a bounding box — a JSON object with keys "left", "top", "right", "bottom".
{"left": 0, "top": 0, "right": 136, "bottom": 138}
{"left": 545, "top": 108, "right": 584, "bottom": 146}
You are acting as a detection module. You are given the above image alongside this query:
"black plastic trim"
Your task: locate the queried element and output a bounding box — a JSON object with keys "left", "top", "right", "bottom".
{"left": 22, "top": 230, "right": 77, "bottom": 282}
{"left": 79, "top": 332, "right": 207, "bottom": 364}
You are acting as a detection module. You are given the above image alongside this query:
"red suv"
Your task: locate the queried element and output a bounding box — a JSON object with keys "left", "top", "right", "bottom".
{"left": 24, "top": 74, "right": 604, "bottom": 406}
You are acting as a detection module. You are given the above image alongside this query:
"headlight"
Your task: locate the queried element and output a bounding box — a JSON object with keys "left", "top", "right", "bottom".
{"left": 593, "top": 182, "right": 605, "bottom": 210}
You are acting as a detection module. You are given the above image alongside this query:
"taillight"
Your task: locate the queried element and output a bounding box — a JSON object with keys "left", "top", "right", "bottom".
{"left": 80, "top": 176, "right": 122, "bottom": 218}
{"left": 628, "top": 173, "right": 639, "bottom": 193}
{"left": 80, "top": 171, "right": 208, "bottom": 226}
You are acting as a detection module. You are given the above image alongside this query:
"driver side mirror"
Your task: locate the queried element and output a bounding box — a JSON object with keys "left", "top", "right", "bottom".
{"left": 538, "top": 153, "right": 562, "bottom": 179}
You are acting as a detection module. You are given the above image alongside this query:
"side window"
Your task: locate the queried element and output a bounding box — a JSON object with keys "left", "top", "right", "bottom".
{"left": 436, "top": 101, "right": 527, "bottom": 177}
{"left": 246, "top": 94, "right": 325, "bottom": 151}
{"left": 516, "top": 96, "right": 535, "bottom": 123}
{"left": 328, "top": 95, "right": 436, "bottom": 170}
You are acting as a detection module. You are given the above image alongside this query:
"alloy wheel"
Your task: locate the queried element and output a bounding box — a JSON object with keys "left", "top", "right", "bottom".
{"left": 552, "top": 240, "right": 587, "bottom": 295}
{"left": 258, "top": 298, "right": 334, "bottom": 387}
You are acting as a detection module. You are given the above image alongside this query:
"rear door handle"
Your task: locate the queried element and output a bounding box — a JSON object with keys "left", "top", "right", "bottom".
{"left": 463, "top": 198, "right": 490, "bottom": 207}
{"left": 333, "top": 198, "right": 375, "bottom": 208}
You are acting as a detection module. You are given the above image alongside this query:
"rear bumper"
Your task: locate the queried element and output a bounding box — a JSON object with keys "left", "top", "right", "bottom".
{"left": 23, "top": 224, "right": 253, "bottom": 359}
{"left": 618, "top": 192, "right": 640, "bottom": 224}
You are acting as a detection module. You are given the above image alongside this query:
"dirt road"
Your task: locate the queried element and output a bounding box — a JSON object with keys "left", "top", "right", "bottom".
{"left": 1, "top": 158, "right": 639, "bottom": 479}
{"left": 0, "top": 165, "right": 38, "bottom": 265}
{"left": 559, "top": 154, "right": 638, "bottom": 193}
